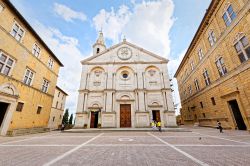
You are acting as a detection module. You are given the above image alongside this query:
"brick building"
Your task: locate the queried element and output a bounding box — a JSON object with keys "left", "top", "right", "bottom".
{"left": 0, "top": 0, "right": 63, "bottom": 135}
{"left": 175, "top": 0, "right": 250, "bottom": 130}
{"left": 48, "top": 86, "right": 68, "bottom": 130}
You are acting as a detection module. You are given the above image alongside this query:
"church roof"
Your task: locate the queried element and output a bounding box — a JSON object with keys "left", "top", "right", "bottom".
{"left": 81, "top": 40, "right": 168, "bottom": 64}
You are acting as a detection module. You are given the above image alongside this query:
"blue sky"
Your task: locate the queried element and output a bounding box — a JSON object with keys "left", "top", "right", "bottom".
{"left": 11, "top": 0, "right": 211, "bottom": 115}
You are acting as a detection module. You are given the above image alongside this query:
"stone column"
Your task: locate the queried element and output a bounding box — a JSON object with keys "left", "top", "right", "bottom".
{"left": 160, "top": 72, "right": 165, "bottom": 89}
{"left": 166, "top": 91, "right": 174, "bottom": 111}
{"left": 76, "top": 92, "right": 84, "bottom": 113}
{"left": 138, "top": 91, "right": 145, "bottom": 112}
{"left": 164, "top": 92, "right": 169, "bottom": 111}
{"left": 103, "top": 92, "right": 106, "bottom": 111}
{"left": 86, "top": 73, "right": 91, "bottom": 89}
{"left": 79, "top": 65, "right": 88, "bottom": 90}
{"left": 145, "top": 91, "right": 148, "bottom": 111}
{"left": 134, "top": 91, "right": 138, "bottom": 112}
{"left": 106, "top": 91, "right": 113, "bottom": 112}
{"left": 84, "top": 93, "right": 88, "bottom": 111}
{"left": 161, "top": 91, "right": 167, "bottom": 111}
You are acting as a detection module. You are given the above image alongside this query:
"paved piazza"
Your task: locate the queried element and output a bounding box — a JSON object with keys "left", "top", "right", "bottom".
{"left": 0, "top": 127, "right": 250, "bottom": 166}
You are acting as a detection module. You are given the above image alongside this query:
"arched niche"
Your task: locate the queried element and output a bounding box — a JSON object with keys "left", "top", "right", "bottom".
{"left": 90, "top": 66, "right": 105, "bottom": 87}
{"left": 145, "top": 65, "right": 160, "bottom": 87}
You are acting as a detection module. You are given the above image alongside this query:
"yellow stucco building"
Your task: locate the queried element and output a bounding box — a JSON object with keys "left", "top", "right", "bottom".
{"left": 0, "top": 0, "right": 63, "bottom": 135}
{"left": 48, "top": 86, "right": 68, "bottom": 130}
{"left": 175, "top": 0, "right": 250, "bottom": 130}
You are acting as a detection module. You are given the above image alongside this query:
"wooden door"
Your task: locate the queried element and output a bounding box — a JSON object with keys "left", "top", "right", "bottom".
{"left": 90, "top": 112, "right": 98, "bottom": 128}
{"left": 120, "top": 104, "right": 131, "bottom": 127}
{"left": 153, "top": 110, "right": 161, "bottom": 122}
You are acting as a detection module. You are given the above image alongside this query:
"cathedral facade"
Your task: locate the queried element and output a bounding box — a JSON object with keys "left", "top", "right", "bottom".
{"left": 75, "top": 32, "right": 176, "bottom": 128}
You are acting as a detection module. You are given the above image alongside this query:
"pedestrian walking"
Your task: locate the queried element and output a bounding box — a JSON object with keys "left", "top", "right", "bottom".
{"left": 217, "top": 120, "right": 223, "bottom": 133}
{"left": 157, "top": 121, "right": 162, "bottom": 132}
{"left": 151, "top": 120, "right": 157, "bottom": 131}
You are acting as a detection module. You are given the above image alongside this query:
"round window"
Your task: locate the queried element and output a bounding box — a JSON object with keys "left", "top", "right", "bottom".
{"left": 122, "top": 73, "right": 128, "bottom": 79}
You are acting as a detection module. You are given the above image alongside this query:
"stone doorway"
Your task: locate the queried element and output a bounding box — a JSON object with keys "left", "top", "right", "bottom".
{"left": 152, "top": 110, "right": 160, "bottom": 122}
{"left": 228, "top": 100, "right": 246, "bottom": 130}
{"left": 0, "top": 102, "right": 9, "bottom": 128}
{"left": 90, "top": 112, "right": 99, "bottom": 128}
{"left": 120, "top": 104, "right": 131, "bottom": 127}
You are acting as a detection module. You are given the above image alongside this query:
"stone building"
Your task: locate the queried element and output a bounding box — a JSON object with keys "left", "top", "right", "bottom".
{"left": 0, "top": 0, "right": 63, "bottom": 135}
{"left": 75, "top": 32, "right": 176, "bottom": 128}
{"left": 48, "top": 86, "right": 68, "bottom": 130}
{"left": 174, "top": 0, "right": 250, "bottom": 130}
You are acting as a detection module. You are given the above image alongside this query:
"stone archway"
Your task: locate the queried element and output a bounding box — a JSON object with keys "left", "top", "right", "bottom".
{"left": 0, "top": 82, "right": 19, "bottom": 135}
{"left": 0, "top": 82, "right": 19, "bottom": 97}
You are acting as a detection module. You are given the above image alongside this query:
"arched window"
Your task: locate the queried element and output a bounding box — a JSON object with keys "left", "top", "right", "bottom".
{"left": 96, "top": 48, "right": 100, "bottom": 54}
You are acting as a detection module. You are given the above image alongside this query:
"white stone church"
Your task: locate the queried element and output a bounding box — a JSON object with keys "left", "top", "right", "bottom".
{"left": 75, "top": 32, "right": 176, "bottom": 128}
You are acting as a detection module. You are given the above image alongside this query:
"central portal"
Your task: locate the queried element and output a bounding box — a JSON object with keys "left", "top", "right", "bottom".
{"left": 90, "top": 111, "right": 99, "bottom": 128}
{"left": 120, "top": 104, "right": 131, "bottom": 128}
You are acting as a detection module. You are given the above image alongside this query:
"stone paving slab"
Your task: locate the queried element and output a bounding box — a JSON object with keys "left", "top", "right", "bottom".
{"left": 153, "top": 131, "right": 202, "bottom": 137}
{"left": 66, "top": 127, "right": 190, "bottom": 133}
{"left": 59, "top": 132, "right": 101, "bottom": 136}
{"left": 90, "top": 136, "right": 163, "bottom": 145}
{"left": 0, "top": 127, "right": 249, "bottom": 166}
{"left": 0, "top": 146, "right": 72, "bottom": 166}
{"left": 8, "top": 137, "right": 92, "bottom": 145}
{"left": 179, "top": 146, "right": 250, "bottom": 166}
{"left": 221, "top": 135, "right": 250, "bottom": 143}
{"left": 54, "top": 146, "right": 200, "bottom": 166}
{"left": 160, "top": 137, "right": 245, "bottom": 145}
{"left": 102, "top": 132, "right": 151, "bottom": 136}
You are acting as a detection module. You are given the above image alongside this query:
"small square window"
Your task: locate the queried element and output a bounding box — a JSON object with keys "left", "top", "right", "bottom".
{"left": 200, "top": 102, "right": 203, "bottom": 108}
{"left": 16, "top": 102, "right": 24, "bottom": 112}
{"left": 32, "top": 43, "right": 41, "bottom": 57}
{"left": 211, "top": 97, "right": 216, "bottom": 105}
{"left": 11, "top": 22, "right": 25, "bottom": 42}
{"left": 37, "top": 106, "right": 42, "bottom": 114}
{"left": 0, "top": 52, "right": 15, "bottom": 76}
{"left": 41, "top": 79, "right": 49, "bottom": 93}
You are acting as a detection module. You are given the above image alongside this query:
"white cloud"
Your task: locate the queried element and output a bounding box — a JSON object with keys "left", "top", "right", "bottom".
{"left": 54, "top": 3, "right": 87, "bottom": 22}
{"left": 33, "top": 21, "right": 86, "bottom": 116}
{"left": 168, "top": 49, "right": 186, "bottom": 115}
{"left": 93, "top": 0, "right": 175, "bottom": 58}
{"left": 93, "top": 0, "right": 182, "bottom": 114}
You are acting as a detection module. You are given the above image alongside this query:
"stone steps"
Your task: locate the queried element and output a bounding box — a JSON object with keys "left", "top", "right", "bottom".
{"left": 7, "top": 127, "right": 50, "bottom": 136}
{"left": 64, "top": 127, "right": 191, "bottom": 133}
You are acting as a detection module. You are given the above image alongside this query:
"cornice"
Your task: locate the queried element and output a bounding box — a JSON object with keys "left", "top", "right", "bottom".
{"left": 174, "top": 0, "right": 220, "bottom": 77}
{"left": 179, "top": 1, "right": 250, "bottom": 85}
{"left": 81, "top": 40, "right": 168, "bottom": 64}
{"left": 84, "top": 61, "right": 168, "bottom": 65}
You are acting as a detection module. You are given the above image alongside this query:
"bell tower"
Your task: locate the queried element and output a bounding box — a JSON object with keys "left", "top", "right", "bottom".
{"left": 93, "top": 31, "right": 106, "bottom": 55}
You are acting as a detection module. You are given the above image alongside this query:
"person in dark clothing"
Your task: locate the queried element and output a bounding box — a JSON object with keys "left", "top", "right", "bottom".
{"left": 217, "top": 120, "right": 223, "bottom": 133}
{"left": 61, "top": 123, "right": 65, "bottom": 131}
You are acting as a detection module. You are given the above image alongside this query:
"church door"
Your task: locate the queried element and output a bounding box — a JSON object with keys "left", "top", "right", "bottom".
{"left": 120, "top": 104, "right": 131, "bottom": 127}
{"left": 90, "top": 112, "right": 98, "bottom": 128}
{"left": 152, "top": 110, "right": 161, "bottom": 122}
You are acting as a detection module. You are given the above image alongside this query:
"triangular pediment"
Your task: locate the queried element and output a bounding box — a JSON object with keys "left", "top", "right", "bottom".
{"left": 81, "top": 40, "right": 168, "bottom": 64}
